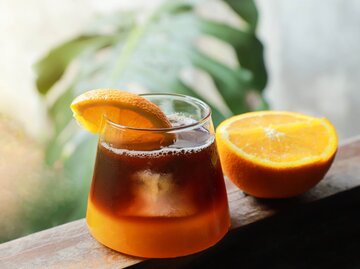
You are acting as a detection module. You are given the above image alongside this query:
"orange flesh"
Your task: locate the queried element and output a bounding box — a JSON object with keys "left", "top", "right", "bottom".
{"left": 222, "top": 112, "right": 337, "bottom": 165}
{"left": 228, "top": 120, "right": 331, "bottom": 163}
{"left": 227, "top": 113, "right": 309, "bottom": 130}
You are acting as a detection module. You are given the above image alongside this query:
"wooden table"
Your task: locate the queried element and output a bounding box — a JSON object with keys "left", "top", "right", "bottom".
{"left": 1, "top": 136, "right": 360, "bottom": 269}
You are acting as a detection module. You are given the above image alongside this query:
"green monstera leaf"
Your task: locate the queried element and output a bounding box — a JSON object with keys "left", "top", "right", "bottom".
{"left": 35, "top": 0, "right": 267, "bottom": 220}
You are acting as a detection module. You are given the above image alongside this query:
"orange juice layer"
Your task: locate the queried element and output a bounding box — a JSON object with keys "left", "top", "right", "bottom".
{"left": 86, "top": 199, "right": 230, "bottom": 258}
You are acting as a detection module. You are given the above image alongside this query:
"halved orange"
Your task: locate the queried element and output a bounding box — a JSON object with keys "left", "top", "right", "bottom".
{"left": 216, "top": 111, "right": 338, "bottom": 198}
{"left": 71, "top": 89, "right": 175, "bottom": 150}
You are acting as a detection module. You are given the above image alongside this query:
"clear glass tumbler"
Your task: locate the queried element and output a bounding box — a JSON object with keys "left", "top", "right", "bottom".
{"left": 86, "top": 93, "right": 230, "bottom": 258}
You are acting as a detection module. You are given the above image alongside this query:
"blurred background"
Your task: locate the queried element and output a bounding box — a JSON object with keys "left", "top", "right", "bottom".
{"left": 1, "top": 0, "right": 359, "bottom": 242}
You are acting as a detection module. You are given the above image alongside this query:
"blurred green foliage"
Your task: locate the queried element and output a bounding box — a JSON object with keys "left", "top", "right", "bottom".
{"left": 34, "top": 0, "right": 267, "bottom": 225}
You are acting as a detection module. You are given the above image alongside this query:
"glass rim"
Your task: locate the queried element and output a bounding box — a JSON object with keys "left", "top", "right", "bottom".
{"left": 103, "top": 93, "right": 212, "bottom": 132}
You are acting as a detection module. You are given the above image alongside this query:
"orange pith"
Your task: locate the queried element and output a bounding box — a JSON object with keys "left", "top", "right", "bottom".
{"left": 216, "top": 111, "right": 338, "bottom": 198}
{"left": 70, "top": 89, "right": 175, "bottom": 150}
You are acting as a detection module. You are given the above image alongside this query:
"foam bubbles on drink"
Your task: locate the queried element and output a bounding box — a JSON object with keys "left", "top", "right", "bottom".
{"left": 102, "top": 113, "right": 214, "bottom": 158}
{"left": 167, "top": 113, "right": 197, "bottom": 128}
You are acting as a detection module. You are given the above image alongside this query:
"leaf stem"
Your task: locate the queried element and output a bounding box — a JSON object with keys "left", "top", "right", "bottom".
{"left": 111, "top": 24, "right": 146, "bottom": 83}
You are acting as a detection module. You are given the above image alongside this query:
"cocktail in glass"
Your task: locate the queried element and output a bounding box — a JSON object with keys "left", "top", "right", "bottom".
{"left": 86, "top": 93, "right": 230, "bottom": 258}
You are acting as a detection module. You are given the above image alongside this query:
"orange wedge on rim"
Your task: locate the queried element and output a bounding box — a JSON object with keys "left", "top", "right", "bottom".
{"left": 216, "top": 111, "right": 338, "bottom": 198}
{"left": 71, "top": 89, "right": 175, "bottom": 150}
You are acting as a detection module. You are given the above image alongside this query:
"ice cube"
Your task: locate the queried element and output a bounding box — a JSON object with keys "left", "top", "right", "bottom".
{"left": 128, "top": 169, "right": 196, "bottom": 217}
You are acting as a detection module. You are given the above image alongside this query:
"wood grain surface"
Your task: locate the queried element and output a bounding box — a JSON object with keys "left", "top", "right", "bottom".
{"left": 1, "top": 136, "right": 360, "bottom": 269}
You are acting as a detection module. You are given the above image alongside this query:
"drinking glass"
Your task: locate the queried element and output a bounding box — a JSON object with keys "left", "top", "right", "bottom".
{"left": 86, "top": 93, "right": 230, "bottom": 258}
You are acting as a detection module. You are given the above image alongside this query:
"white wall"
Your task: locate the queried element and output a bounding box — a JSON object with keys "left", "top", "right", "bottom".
{"left": 257, "top": 0, "right": 360, "bottom": 139}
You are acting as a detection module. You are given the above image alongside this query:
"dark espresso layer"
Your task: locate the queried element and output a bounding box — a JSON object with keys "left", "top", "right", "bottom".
{"left": 90, "top": 127, "right": 227, "bottom": 218}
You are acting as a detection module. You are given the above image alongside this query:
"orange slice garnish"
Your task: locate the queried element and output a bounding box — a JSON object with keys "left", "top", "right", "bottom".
{"left": 71, "top": 89, "right": 175, "bottom": 150}
{"left": 216, "top": 111, "right": 338, "bottom": 198}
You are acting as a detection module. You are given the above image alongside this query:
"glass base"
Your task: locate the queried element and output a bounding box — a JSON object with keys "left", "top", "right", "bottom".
{"left": 86, "top": 201, "right": 230, "bottom": 258}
